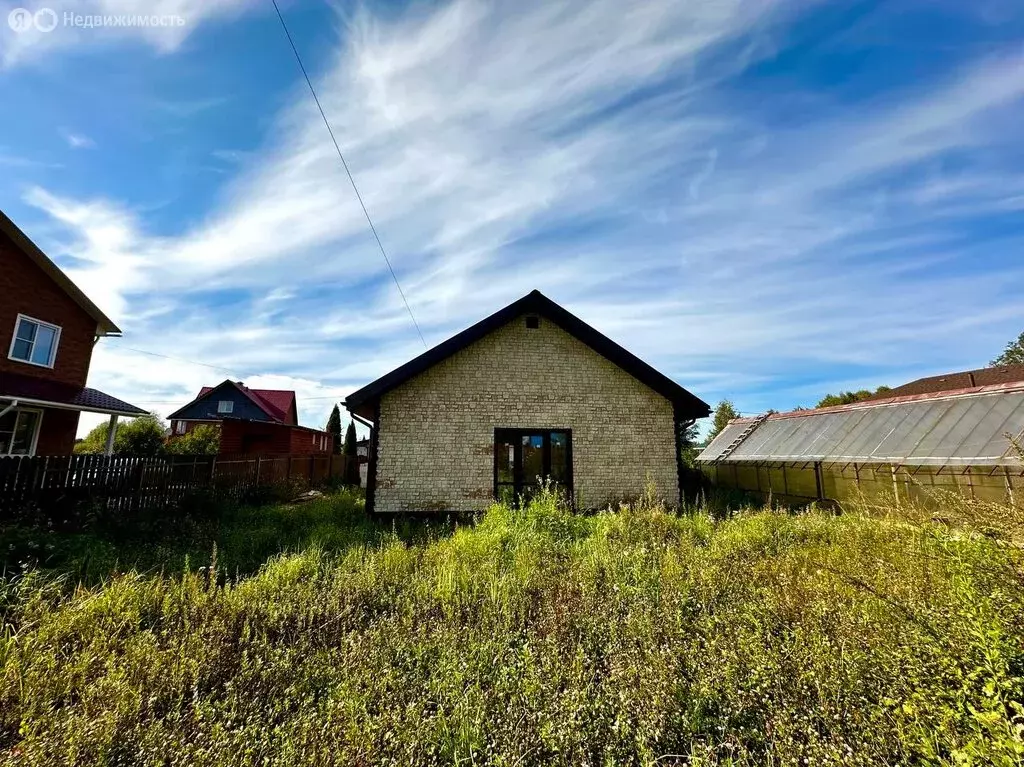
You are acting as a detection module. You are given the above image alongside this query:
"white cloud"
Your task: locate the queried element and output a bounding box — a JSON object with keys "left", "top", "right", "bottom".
{"left": 8, "top": 0, "right": 1024, "bottom": 434}
{"left": 61, "top": 129, "right": 95, "bottom": 148}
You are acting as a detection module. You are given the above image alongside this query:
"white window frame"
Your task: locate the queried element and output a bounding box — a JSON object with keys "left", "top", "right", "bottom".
{"left": 217, "top": 400, "right": 234, "bottom": 414}
{"left": 0, "top": 407, "right": 44, "bottom": 457}
{"left": 8, "top": 314, "right": 62, "bottom": 369}
{"left": 174, "top": 420, "right": 186, "bottom": 435}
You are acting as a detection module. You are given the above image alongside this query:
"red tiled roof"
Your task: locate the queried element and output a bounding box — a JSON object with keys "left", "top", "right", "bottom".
{"left": 0, "top": 371, "right": 147, "bottom": 416}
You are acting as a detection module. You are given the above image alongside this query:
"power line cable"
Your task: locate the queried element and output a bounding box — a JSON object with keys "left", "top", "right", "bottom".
{"left": 108, "top": 346, "right": 351, "bottom": 405}
{"left": 109, "top": 346, "right": 349, "bottom": 404}
{"left": 270, "top": 0, "right": 427, "bottom": 349}
{"left": 111, "top": 345, "right": 241, "bottom": 376}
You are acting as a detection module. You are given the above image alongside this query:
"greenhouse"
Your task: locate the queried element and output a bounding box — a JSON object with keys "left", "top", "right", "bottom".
{"left": 697, "top": 382, "right": 1024, "bottom": 506}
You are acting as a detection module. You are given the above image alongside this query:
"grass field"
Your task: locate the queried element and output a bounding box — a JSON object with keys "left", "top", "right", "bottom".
{"left": 2, "top": 489, "right": 1024, "bottom": 765}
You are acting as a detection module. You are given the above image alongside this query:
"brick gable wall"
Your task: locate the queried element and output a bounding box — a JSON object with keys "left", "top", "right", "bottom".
{"left": 374, "top": 316, "right": 679, "bottom": 512}
{"left": 0, "top": 230, "right": 97, "bottom": 388}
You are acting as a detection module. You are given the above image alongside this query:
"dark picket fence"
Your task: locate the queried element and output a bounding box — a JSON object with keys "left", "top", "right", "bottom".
{"left": 0, "top": 453, "right": 356, "bottom": 519}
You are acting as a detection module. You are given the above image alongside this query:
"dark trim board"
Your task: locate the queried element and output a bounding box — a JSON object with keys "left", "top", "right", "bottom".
{"left": 344, "top": 290, "right": 710, "bottom": 421}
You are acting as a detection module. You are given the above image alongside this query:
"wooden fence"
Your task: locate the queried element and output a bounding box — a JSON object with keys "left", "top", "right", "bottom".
{"left": 0, "top": 453, "right": 356, "bottom": 519}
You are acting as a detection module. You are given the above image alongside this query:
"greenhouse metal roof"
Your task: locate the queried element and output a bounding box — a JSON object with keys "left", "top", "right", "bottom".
{"left": 698, "top": 382, "right": 1024, "bottom": 467}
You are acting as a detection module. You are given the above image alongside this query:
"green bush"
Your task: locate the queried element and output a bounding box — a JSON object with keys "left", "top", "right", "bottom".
{"left": 1, "top": 492, "right": 1023, "bottom": 765}
{"left": 166, "top": 424, "right": 220, "bottom": 455}
{"left": 74, "top": 413, "right": 168, "bottom": 456}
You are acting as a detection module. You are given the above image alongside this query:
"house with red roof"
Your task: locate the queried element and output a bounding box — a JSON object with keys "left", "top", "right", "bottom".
{"left": 167, "top": 381, "right": 297, "bottom": 434}
{"left": 168, "top": 381, "right": 333, "bottom": 455}
{"left": 1, "top": 210, "right": 147, "bottom": 457}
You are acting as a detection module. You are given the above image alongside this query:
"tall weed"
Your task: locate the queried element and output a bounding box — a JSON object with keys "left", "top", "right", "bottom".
{"left": 1, "top": 492, "right": 1023, "bottom": 765}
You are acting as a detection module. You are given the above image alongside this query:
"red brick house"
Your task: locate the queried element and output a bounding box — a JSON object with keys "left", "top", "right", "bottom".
{"left": 0, "top": 210, "right": 147, "bottom": 457}
{"left": 168, "top": 380, "right": 332, "bottom": 455}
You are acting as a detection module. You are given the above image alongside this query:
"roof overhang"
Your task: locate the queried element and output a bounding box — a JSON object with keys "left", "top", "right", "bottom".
{"left": 344, "top": 289, "right": 710, "bottom": 422}
{"left": 1, "top": 395, "right": 147, "bottom": 417}
{"left": 1, "top": 371, "right": 148, "bottom": 417}
{"left": 0, "top": 209, "right": 121, "bottom": 336}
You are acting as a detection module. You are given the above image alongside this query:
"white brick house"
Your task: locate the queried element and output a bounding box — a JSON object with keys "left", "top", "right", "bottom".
{"left": 345, "top": 290, "right": 709, "bottom": 513}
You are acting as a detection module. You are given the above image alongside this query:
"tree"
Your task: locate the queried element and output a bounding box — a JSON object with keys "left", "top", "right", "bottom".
{"left": 816, "top": 386, "right": 891, "bottom": 409}
{"left": 677, "top": 419, "right": 702, "bottom": 468}
{"left": 342, "top": 421, "right": 359, "bottom": 484}
{"left": 706, "top": 400, "right": 739, "bottom": 443}
{"left": 166, "top": 425, "right": 220, "bottom": 455}
{"left": 326, "top": 404, "right": 343, "bottom": 455}
{"left": 992, "top": 331, "right": 1024, "bottom": 366}
{"left": 343, "top": 421, "right": 357, "bottom": 457}
{"left": 74, "top": 413, "right": 167, "bottom": 455}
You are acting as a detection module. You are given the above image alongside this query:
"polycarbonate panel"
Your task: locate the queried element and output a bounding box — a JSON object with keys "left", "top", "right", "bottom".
{"left": 825, "top": 409, "right": 876, "bottom": 458}
{"left": 965, "top": 396, "right": 1024, "bottom": 462}
{"left": 794, "top": 412, "right": 846, "bottom": 456}
{"left": 733, "top": 418, "right": 801, "bottom": 459}
{"left": 906, "top": 399, "right": 976, "bottom": 460}
{"left": 872, "top": 401, "right": 933, "bottom": 460}
{"left": 696, "top": 422, "right": 748, "bottom": 461}
{"left": 841, "top": 406, "right": 907, "bottom": 459}
{"left": 939, "top": 398, "right": 1002, "bottom": 462}
{"left": 887, "top": 400, "right": 957, "bottom": 460}
{"left": 698, "top": 389, "right": 1024, "bottom": 467}
{"left": 863, "top": 406, "right": 920, "bottom": 458}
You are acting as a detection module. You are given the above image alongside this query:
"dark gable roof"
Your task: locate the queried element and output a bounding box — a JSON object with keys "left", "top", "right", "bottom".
{"left": 198, "top": 384, "right": 295, "bottom": 424}
{"left": 1, "top": 371, "right": 148, "bottom": 416}
{"left": 345, "top": 290, "right": 710, "bottom": 419}
{"left": 867, "top": 364, "right": 1024, "bottom": 400}
{"left": 0, "top": 209, "right": 121, "bottom": 336}
{"left": 168, "top": 380, "right": 293, "bottom": 424}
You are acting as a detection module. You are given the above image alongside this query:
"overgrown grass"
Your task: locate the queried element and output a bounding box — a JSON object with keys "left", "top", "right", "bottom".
{"left": 0, "top": 488, "right": 408, "bottom": 581}
{"left": 2, "top": 490, "right": 1024, "bottom": 765}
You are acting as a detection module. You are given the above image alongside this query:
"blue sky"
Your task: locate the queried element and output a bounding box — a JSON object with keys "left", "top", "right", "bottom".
{"left": 1, "top": 0, "right": 1023, "bottom": 435}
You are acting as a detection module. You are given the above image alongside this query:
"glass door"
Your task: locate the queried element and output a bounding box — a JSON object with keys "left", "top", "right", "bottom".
{"left": 493, "top": 428, "right": 572, "bottom": 504}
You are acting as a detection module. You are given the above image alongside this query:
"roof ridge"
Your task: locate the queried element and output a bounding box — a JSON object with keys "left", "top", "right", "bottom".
{"left": 0, "top": 209, "right": 121, "bottom": 336}
{"left": 344, "top": 290, "right": 709, "bottom": 419}
{"left": 170, "top": 380, "right": 289, "bottom": 423}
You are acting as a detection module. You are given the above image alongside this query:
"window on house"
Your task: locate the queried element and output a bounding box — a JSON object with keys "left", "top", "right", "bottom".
{"left": 174, "top": 421, "right": 186, "bottom": 435}
{"left": 9, "top": 315, "right": 60, "bottom": 368}
{"left": 493, "top": 428, "right": 572, "bottom": 505}
{"left": 525, "top": 315, "right": 540, "bottom": 329}
{"left": 217, "top": 401, "right": 233, "bottom": 414}
{"left": 0, "top": 408, "right": 42, "bottom": 456}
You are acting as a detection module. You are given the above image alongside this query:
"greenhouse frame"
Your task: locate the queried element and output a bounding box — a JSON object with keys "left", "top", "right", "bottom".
{"left": 697, "top": 382, "right": 1024, "bottom": 507}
